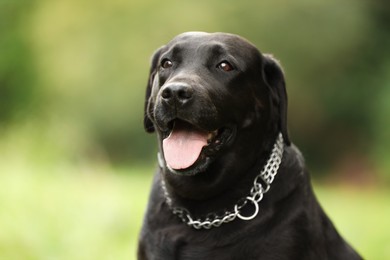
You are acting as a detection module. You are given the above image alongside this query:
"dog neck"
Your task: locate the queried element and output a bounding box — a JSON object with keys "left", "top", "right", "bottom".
{"left": 158, "top": 133, "right": 284, "bottom": 230}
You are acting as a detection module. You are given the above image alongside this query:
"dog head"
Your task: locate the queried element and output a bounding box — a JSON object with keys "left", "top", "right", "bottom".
{"left": 144, "top": 32, "right": 290, "bottom": 199}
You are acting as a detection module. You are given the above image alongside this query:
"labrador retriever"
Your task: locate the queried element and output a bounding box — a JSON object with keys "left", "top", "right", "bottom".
{"left": 138, "top": 32, "right": 362, "bottom": 259}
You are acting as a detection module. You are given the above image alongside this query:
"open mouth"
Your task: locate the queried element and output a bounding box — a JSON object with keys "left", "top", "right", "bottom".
{"left": 162, "top": 119, "right": 234, "bottom": 173}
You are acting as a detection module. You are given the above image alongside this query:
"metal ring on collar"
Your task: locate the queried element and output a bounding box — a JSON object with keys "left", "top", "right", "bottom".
{"left": 235, "top": 197, "right": 259, "bottom": 221}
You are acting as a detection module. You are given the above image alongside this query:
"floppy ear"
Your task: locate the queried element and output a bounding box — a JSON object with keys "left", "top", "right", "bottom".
{"left": 262, "top": 54, "right": 291, "bottom": 145}
{"left": 144, "top": 47, "right": 164, "bottom": 133}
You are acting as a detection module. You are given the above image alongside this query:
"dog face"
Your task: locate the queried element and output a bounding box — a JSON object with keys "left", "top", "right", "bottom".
{"left": 144, "top": 32, "right": 289, "bottom": 198}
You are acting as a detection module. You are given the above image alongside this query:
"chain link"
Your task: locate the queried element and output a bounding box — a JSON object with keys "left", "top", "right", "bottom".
{"left": 160, "top": 133, "right": 284, "bottom": 230}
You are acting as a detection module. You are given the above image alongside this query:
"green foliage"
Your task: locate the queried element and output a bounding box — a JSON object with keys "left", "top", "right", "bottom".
{"left": 373, "top": 61, "right": 390, "bottom": 176}
{"left": 0, "top": 0, "right": 38, "bottom": 124}
{"left": 0, "top": 0, "right": 389, "bottom": 172}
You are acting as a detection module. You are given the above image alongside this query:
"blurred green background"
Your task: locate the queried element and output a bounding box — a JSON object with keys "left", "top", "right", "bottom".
{"left": 1, "top": 0, "right": 389, "bottom": 259}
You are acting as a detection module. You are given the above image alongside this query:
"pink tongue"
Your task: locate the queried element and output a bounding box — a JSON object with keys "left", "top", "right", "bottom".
{"left": 163, "top": 122, "right": 208, "bottom": 170}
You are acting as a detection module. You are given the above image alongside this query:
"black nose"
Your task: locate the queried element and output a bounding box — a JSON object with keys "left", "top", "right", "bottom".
{"left": 161, "top": 83, "right": 193, "bottom": 106}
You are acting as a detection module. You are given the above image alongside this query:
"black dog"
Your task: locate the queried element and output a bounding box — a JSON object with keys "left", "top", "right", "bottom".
{"left": 139, "top": 32, "right": 361, "bottom": 259}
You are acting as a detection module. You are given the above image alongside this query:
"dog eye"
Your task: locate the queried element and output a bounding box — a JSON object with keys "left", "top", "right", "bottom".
{"left": 217, "top": 61, "right": 234, "bottom": 72}
{"left": 161, "top": 59, "right": 173, "bottom": 69}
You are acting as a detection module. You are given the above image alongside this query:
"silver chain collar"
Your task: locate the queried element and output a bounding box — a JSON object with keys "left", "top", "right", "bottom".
{"left": 160, "top": 133, "right": 284, "bottom": 230}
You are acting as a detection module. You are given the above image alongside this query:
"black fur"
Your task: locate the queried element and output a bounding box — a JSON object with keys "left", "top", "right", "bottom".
{"left": 139, "top": 32, "right": 361, "bottom": 259}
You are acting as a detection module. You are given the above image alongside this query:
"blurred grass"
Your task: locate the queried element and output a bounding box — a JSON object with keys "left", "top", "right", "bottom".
{"left": 0, "top": 165, "right": 389, "bottom": 259}
{"left": 0, "top": 165, "right": 154, "bottom": 260}
{"left": 314, "top": 185, "right": 390, "bottom": 259}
